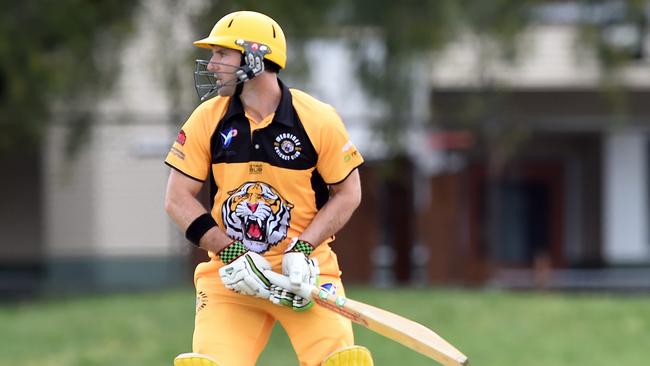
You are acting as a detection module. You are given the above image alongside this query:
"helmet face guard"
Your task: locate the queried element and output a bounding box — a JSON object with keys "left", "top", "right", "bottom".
{"left": 194, "top": 60, "right": 231, "bottom": 101}
{"left": 194, "top": 39, "right": 272, "bottom": 101}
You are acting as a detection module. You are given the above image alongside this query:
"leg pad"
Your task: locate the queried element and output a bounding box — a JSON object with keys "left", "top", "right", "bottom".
{"left": 321, "top": 345, "right": 374, "bottom": 366}
{"left": 174, "top": 353, "right": 219, "bottom": 366}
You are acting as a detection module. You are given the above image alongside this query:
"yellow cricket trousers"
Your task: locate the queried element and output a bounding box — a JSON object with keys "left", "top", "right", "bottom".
{"left": 192, "top": 259, "right": 354, "bottom": 366}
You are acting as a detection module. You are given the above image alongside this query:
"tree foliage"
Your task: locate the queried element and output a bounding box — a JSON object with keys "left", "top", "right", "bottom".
{"left": 194, "top": 0, "right": 539, "bottom": 156}
{"left": 2, "top": 1, "right": 644, "bottom": 157}
{"left": 0, "top": 1, "right": 136, "bottom": 155}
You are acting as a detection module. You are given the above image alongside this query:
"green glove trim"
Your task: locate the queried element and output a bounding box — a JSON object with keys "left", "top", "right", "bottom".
{"left": 290, "top": 239, "right": 315, "bottom": 256}
{"left": 292, "top": 300, "right": 314, "bottom": 312}
{"left": 244, "top": 254, "right": 271, "bottom": 287}
{"left": 218, "top": 240, "right": 247, "bottom": 264}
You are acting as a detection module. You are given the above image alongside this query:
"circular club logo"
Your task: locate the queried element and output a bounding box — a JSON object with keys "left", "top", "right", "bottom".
{"left": 274, "top": 133, "right": 302, "bottom": 161}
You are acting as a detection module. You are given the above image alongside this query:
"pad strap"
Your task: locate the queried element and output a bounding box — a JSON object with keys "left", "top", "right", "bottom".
{"left": 321, "top": 345, "right": 373, "bottom": 366}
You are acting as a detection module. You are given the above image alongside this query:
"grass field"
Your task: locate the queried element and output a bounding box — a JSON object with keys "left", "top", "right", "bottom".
{"left": 1, "top": 286, "right": 649, "bottom": 366}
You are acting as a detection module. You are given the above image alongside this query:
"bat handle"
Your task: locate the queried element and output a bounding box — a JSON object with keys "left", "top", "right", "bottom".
{"left": 263, "top": 270, "right": 318, "bottom": 300}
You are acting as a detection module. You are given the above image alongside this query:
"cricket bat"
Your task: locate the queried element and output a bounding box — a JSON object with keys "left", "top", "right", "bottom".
{"left": 264, "top": 271, "right": 469, "bottom": 366}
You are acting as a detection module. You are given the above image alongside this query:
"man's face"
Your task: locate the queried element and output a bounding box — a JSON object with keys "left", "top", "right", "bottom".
{"left": 207, "top": 46, "right": 242, "bottom": 96}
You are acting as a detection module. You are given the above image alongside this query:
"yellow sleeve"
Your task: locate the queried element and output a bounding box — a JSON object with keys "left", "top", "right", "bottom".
{"left": 316, "top": 109, "right": 364, "bottom": 184}
{"left": 165, "top": 105, "right": 212, "bottom": 181}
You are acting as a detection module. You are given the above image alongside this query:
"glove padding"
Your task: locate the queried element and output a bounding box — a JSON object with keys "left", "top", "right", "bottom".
{"left": 269, "top": 284, "right": 314, "bottom": 311}
{"left": 282, "top": 238, "right": 319, "bottom": 291}
{"left": 219, "top": 252, "right": 272, "bottom": 299}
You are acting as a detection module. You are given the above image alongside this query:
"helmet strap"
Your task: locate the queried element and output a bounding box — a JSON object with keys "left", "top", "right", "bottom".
{"left": 233, "top": 54, "right": 247, "bottom": 97}
{"left": 234, "top": 80, "right": 244, "bottom": 97}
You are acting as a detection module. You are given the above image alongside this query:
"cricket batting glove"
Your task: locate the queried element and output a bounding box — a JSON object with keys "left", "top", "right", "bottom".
{"left": 269, "top": 284, "right": 314, "bottom": 311}
{"left": 218, "top": 241, "right": 272, "bottom": 299}
{"left": 282, "top": 238, "right": 319, "bottom": 291}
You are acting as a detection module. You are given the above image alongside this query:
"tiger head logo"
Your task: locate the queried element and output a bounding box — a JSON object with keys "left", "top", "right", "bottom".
{"left": 222, "top": 182, "right": 294, "bottom": 253}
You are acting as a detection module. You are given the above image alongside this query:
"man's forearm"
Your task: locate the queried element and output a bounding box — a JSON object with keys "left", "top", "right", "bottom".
{"left": 165, "top": 193, "right": 232, "bottom": 253}
{"left": 164, "top": 189, "right": 210, "bottom": 231}
{"left": 299, "top": 188, "right": 361, "bottom": 246}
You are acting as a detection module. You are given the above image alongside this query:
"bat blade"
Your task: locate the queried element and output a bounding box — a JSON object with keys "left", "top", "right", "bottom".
{"left": 264, "top": 271, "right": 468, "bottom": 366}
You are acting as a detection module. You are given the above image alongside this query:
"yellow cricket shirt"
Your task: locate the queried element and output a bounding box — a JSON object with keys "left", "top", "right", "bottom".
{"left": 165, "top": 80, "right": 363, "bottom": 272}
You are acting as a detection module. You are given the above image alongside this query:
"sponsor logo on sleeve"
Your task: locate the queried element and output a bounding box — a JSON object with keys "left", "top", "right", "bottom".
{"left": 341, "top": 140, "right": 353, "bottom": 152}
{"left": 343, "top": 150, "right": 358, "bottom": 162}
{"left": 341, "top": 140, "right": 359, "bottom": 162}
{"left": 170, "top": 146, "right": 185, "bottom": 160}
{"left": 176, "top": 129, "right": 187, "bottom": 145}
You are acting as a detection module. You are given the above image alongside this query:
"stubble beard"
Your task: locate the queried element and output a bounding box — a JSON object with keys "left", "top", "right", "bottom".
{"left": 216, "top": 75, "right": 238, "bottom": 97}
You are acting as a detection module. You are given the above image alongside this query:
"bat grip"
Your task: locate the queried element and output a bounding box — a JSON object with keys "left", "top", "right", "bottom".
{"left": 264, "top": 270, "right": 317, "bottom": 300}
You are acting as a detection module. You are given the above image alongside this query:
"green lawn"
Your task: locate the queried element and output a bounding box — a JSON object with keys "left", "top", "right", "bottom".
{"left": 1, "top": 287, "right": 648, "bottom": 366}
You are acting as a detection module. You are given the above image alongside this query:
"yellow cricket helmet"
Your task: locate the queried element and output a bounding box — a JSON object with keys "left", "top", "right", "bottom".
{"left": 194, "top": 11, "right": 287, "bottom": 69}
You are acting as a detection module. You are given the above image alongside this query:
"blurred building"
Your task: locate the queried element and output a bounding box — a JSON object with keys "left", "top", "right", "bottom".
{"left": 321, "top": 2, "right": 650, "bottom": 290}
{"left": 419, "top": 3, "right": 650, "bottom": 289}
{"left": 0, "top": 0, "right": 198, "bottom": 297}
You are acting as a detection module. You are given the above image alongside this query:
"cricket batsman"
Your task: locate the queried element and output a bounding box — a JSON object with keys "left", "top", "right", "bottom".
{"left": 164, "top": 10, "right": 373, "bottom": 366}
